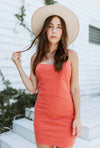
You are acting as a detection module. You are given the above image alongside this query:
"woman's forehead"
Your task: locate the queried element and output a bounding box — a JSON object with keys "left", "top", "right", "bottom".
{"left": 49, "top": 16, "right": 62, "bottom": 24}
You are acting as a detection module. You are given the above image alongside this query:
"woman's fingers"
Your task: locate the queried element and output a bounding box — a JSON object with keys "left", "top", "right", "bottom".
{"left": 72, "top": 119, "right": 82, "bottom": 138}
{"left": 15, "top": 54, "right": 21, "bottom": 60}
{"left": 13, "top": 52, "right": 22, "bottom": 57}
{"left": 11, "top": 51, "right": 22, "bottom": 65}
{"left": 15, "top": 51, "right": 21, "bottom": 53}
{"left": 12, "top": 54, "right": 21, "bottom": 60}
{"left": 13, "top": 52, "right": 21, "bottom": 56}
{"left": 72, "top": 125, "right": 76, "bottom": 136}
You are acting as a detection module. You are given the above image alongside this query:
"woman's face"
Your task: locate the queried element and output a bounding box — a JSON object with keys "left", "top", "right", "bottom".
{"left": 46, "top": 16, "right": 63, "bottom": 44}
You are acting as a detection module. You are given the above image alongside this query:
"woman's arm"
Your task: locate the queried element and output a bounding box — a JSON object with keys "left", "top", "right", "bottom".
{"left": 70, "top": 50, "right": 81, "bottom": 120}
{"left": 11, "top": 51, "right": 38, "bottom": 95}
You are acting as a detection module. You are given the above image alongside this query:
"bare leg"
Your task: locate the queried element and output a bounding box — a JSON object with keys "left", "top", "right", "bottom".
{"left": 56, "top": 146, "right": 73, "bottom": 148}
{"left": 36, "top": 142, "right": 54, "bottom": 148}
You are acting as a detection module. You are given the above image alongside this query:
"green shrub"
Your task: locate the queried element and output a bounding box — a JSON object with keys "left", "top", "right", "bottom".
{"left": 0, "top": 69, "right": 37, "bottom": 134}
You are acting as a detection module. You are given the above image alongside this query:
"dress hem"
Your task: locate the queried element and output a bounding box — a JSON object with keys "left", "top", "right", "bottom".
{"left": 35, "top": 136, "right": 76, "bottom": 147}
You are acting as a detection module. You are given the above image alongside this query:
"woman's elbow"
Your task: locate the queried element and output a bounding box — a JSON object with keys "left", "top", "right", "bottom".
{"left": 29, "top": 87, "right": 37, "bottom": 95}
{"left": 30, "top": 91, "right": 35, "bottom": 95}
{"left": 71, "top": 86, "right": 80, "bottom": 94}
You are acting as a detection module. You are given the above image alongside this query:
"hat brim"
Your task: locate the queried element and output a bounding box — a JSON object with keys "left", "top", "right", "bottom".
{"left": 31, "top": 5, "right": 80, "bottom": 45}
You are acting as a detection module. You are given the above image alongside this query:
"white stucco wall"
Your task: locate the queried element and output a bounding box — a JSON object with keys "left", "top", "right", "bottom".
{"left": 57, "top": 0, "right": 100, "bottom": 96}
{"left": 0, "top": 0, "right": 100, "bottom": 97}
{"left": 0, "top": 0, "right": 33, "bottom": 90}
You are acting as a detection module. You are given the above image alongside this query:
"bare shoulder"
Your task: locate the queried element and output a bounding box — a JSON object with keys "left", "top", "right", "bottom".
{"left": 68, "top": 49, "right": 79, "bottom": 66}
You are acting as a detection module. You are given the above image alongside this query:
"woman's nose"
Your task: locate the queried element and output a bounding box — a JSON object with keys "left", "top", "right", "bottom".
{"left": 52, "top": 27, "right": 56, "bottom": 33}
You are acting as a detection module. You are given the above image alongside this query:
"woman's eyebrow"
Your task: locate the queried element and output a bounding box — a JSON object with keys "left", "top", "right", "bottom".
{"left": 49, "top": 23, "right": 62, "bottom": 26}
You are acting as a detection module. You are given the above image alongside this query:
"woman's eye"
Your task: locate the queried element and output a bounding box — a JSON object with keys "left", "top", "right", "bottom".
{"left": 58, "top": 26, "right": 62, "bottom": 29}
{"left": 49, "top": 26, "right": 52, "bottom": 28}
{"left": 48, "top": 26, "right": 62, "bottom": 29}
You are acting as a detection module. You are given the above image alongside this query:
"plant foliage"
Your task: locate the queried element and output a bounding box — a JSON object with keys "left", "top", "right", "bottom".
{"left": 0, "top": 70, "right": 37, "bottom": 134}
{"left": 44, "top": 0, "right": 57, "bottom": 5}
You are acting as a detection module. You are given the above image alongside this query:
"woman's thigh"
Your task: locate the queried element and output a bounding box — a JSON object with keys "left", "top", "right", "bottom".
{"left": 56, "top": 146, "right": 73, "bottom": 148}
{"left": 36, "top": 142, "right": 54, "bottom": 148}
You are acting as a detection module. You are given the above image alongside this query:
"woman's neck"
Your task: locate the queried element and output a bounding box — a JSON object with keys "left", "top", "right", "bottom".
{"left": 49, "top": 43, "right": 58, "bottom": 53}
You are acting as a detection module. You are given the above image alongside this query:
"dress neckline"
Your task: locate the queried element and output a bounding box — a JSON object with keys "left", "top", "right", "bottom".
{"left": 38, "top": 58, "right": 71, "bottom": 67}
{"left": 38, "top": 49, "right": 70, "bottom": 66}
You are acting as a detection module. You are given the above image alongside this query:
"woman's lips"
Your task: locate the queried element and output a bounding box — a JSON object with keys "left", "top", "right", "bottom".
{"left": 51, "top": 36, "right": 57, "bottom": 38}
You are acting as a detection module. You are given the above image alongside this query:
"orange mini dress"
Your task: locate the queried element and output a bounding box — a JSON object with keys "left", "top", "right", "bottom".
{"left": 33, "top": 49, "right": 76, "bottom": 147}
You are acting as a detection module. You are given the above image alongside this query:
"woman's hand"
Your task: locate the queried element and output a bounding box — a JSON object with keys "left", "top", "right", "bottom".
{"left": 11, "top": 51, "right": 22, "bottom": 66}
{"left": 72, "top": 118, "right": 82, "bottom": 138}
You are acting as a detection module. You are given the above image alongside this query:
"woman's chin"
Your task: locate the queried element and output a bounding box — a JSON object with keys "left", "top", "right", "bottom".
{"left": 49, "top": 40, "right": 60, "bottom": 44}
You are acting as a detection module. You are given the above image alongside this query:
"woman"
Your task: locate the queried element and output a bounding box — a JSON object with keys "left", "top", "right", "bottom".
{"left": 11, "top": 5, "right": 81, "bottom": 148}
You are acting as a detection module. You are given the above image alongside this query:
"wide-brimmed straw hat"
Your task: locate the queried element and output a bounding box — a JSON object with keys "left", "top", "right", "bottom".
{"left": 31, "top": 4, "right": 80, "bottom": 45}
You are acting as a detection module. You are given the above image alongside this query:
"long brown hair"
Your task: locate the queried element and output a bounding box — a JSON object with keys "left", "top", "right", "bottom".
{"left": 21, "top": 15, "right": 69, "bottom": 75}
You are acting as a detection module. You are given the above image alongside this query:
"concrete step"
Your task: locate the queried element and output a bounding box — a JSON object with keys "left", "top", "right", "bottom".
{"left": 25, "top": 107, "right": 100, "bottom": 140}
{"left": 1, "top": 115, "right": 100, "bottom": 148}
{"left": 0, "top": 131, "right": 37, "bottom": 148}
{"left": 73, "top": 135, "right": 100, "bottom": 148}
{"left": 1, "top": 131, "right": 100, "bottom": 148}
{"left": 80, "top": 96, "right": 100, "bottom": 140}
{"left": 81, "top": 115, "right": 100, "bottom": 140}
{"left": 25, "top": 107, "right": 34, "bottom": 121}
{"left": 12, "top": 118, "right": 36, "bottom": 144}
